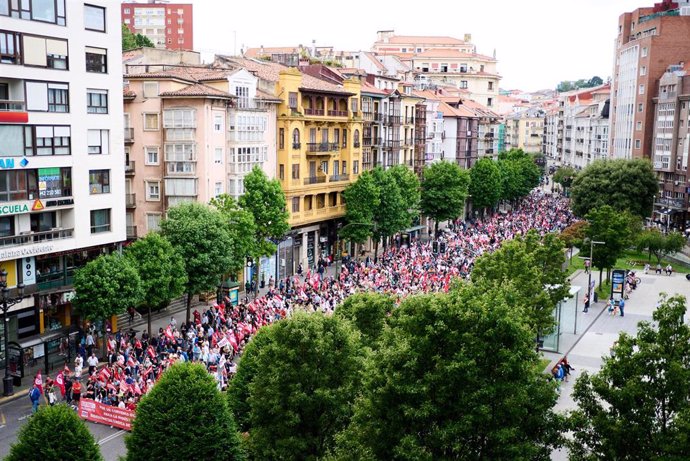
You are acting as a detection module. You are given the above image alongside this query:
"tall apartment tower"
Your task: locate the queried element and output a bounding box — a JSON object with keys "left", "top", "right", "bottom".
{"left": 121, "top": 1, "right": 193, "bottom": 50}
{"left": 0, "top": 1, "right": 125, "bottom": 360}
{"left": 610, "top": 2, "right": 690, "bottom": 159}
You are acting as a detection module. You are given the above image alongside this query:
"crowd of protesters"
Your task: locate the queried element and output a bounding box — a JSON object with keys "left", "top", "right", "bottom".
{"left": 32, "top": 191, "right": 573, "bottom": 410}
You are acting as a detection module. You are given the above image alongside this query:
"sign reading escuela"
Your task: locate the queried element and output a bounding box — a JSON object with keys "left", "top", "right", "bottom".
{"left": 0, "top": 201, "right": 32, "bottom": 216}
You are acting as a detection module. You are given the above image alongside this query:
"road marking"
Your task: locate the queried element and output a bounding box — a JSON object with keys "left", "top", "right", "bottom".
{"left": 17, "top": 414, "right": 31, "bottom": 421}
{"left": 0, "top": 411, "right": 5, "bottom": 425}
{"left": 98, "top": 430, "right": 126, "bottom": 445}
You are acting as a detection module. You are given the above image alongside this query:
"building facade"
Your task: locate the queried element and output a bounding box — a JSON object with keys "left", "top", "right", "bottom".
{"left": 0, "top": 1, "right": 125, "bottom": 364}
{"left": 505, "top": 108, "right": 545, "bottom": 153}
{"left": 121, "top": 1, "right": 193, "bottom": 50}
{"left": 610, "top": 4, "right": 690, "bottom": 159}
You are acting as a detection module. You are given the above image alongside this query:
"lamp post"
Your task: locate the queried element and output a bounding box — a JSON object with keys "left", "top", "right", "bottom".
{"left": 245, "top": 258, "right": 253, "bottom": 300}
{"left": 584, "top": 239, "right": 605, "bottom": 312}
{"left": 1, "top": 269, "right": 25, "bottom": 396}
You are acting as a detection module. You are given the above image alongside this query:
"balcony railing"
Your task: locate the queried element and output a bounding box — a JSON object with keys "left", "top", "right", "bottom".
{"left": 388, "top": 115, "right": 402, "bottom": 125}
{"left": 374, "top": 113, "right": 384, "bottom": 122}
{"left": 306, "top": 142, "right": 339, "bottom": 153}
{"left": 354, "top": 142, "right": 361, "bottom": 148}
{"left": 0, "top": 99, "right": 25, "bottom": 112}
{"left": 125, "top": 193, "right": 136, "bottom": 208}
{"left": 125, "top": 161, "right": 135, "bottom": 174}
{"left": 126, "top": 225, "right": 138, "bottom": 239}
{"left": 404, "top": 116, "right": 414, "bottom": 124}
{"left": 0, "top": 228, "right": 74, "bottom": 248}
{"left": 329, "top": 174, "right": 350, "bottom": 182}
{"left": 292, "top": 142, "right": 301, "bottom": 150}
{"left": 327, "top": 110, "right": 348, "bottom": 117}
{"left": 235, "top": 98, "right": 269, "bottom": 110}
{"left": 363, "top": 137, "right": 373, "bottom": 146}
{"left": 124, "top": 127, "right": 134, "bottom": 143}
{"left": 304, "top": 108, "right": 325, "bottom": 116}
{"left": 385, "top": 140, "right": 401, "bottom": 149}
{"left": 303, "top": 176, "right": 327, "bottom": 185}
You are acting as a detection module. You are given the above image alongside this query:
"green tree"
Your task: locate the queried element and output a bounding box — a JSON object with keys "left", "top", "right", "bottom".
{"left": 567, "top": 294, "right": 690, "bottom": 460}
{"left": 210, "top": 193, "right": 258, "bottom": 277}
{"left": 125, "top": 233, "right": 187, "bottom": 334}
{"left": 585, "top": 205, "right": 635, "bottom": 285}
{"left": 341, "top": 171, "right": 381, "bottom": 246}
{"left": 126, "top": 362, "right": 245, "bottom": 461}
{"left": 121, "top": 23, "right": 154, "bottom": 51}
{"left": 371, "top": 167, "right": 408, "bottom": 255}
{"left": 387, "top": 164, "right": 421, "bottom": 225}
{"left": 636, "top": 229, "right": 686, "bottom": 263}
{"left": 72, "top": 254, "right": 143, "bottom": 322}
{"left": 497, "top": 156, "right": 523, "bottom": 202}
{"left": 238, "top": 166, "right": 290, "bottom": 283}
{"left": 335, "top": 286, "right": 562, "bottom": 460}
{"left": 6, "top": 404, "right": 102, "bottom": 461}
{"left": 472, "top": 230, "right": 570, "bottom": 334}
{"left": 588, "top": 76, "right": 603, "bottom": 87}
{"left": 229, "top": 314, "right": 365, "bottom": 460}
{"left": 420, "top": 161, "right": 471, "bottom": 234}
{"left": 556, "top": 81, "right": 575, "bottom": 92}
{"left": 334, "top": 292, "right": 394, "bottom": 346}
{"left": 570, "top": 159, "right": 658, "bottom": 218}
{"left": 559, "top": 220, "right": 589, "bottom": 259}
{"left": 160, "top": 202, "right": 234, "bottom": 324}
{"left": 552, "top": 166, "right": 577, "bottom": 193}
{"left": 469, "top": 157, "right": 502, "bottom": 211}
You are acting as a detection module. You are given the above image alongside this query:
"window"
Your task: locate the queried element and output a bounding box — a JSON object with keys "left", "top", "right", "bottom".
{"left": 333, "top": 129, "right": 340, "bottom": 146}
{"left": 351, "top": 97, "right": 358, "bottom": 114}
{"left": 214, "top": 114, "right": 223, "bottom": 132}
{"left": 487, "top": 97, "right": 493, "bottom": 107}
{"left": 30, "top": 211, "right": 56, "bottom": 232}
{"left": 1, "top": 0, "right": 66, "bottom": 25}
{"left": 214, "top": 148, "right": 223, "bottom": 164}
{"left": 288, "top": 92, "right": 297, "bottom": 109}
{"left": 25, "top": 81, "right": 69, "bottom": 112}
{"left": 636, "top": 121, "right": 642, "bottom": 131}
{"left": 641, "top": 47, "right": 648, "bottom": 57}
{"left": 320, "top": 161, "right": 328, "bottom": 175}
{"left": 145, "top": 146, "right": 159, "bottom": 165}
{"left": 635, "top": 139, "right": 641, "bottom": 149}
{"left": 145, "top": 181, "right": 160, "bottom": 200}
{"left": 292, "top": 129, "right": 300, "bottom": 148}
{"left": 84, "top": 4, "right": 106, "bottom": 32}
{"left": 279, "top": 128, "right": 285, "bottom": 150}
{"left": 291, "top": 164, "right": 299, "bottom": 179}
{"left": 214, "top": 182, "right": 222, "bottom": 197}
{"left": 292, "top": 197, "right": 300, "bottom": 213}
{"left": 143, "top": 82, "right": 159, "bottom": 98}
{"left": 87, "top": 89, "right": 108, "bottom": 113}
{"left": 146, "top": 213, "right": 161, "bottom": 232}
{"left": 343, "top": 129, "right": 347, "bottom": 147}
{"left": 88, "top": 169, "right": 110, "bottom": 194}
{"left": 0, "top": 216, "right": 14, "bottom": 237}
{"left": 19, "top": 125, "right": 71, "bottom": 156}
{"left": 163, "top": 109, "right": 195, "bottom": 128}
{"left": 47, "top": 84, "right": 68, "bottom": 112}
{"left": 143, "top": 113, "right": 159, "bottom": 131}
{"left": 90, "top": 209, "right": 111, "bottom": 233}
{"left": 279, "top": 164, "right": 285, "bottom": 180}
{"left": 488, "top": 81, "right": 494, "bottom": 90}
{"left": 638, "top": 103, "right": 643, "bottom": 112}
{"left": 123, "top": 18, "right": 129, "bottom": 24}
{"left": 460, "top": 80, "right": 468, "bottom": 89}
{"left": 639, "top": 84, "right": 645, "bottom": 95}
{"left": 0, "top": 170, "right": 27, "bottom": 201}
{"left": 124, "top": 8, "right": 130, "bottom": 14}
{"left": 87, "top": 129, "right": 109, "bottom": 154}
{"left": 85, "top": 47, "right": 107, "bottom": 73}
{"left": 342, "top": 161, "right": 347, "bottom": 174}
{"left": 640, "top": 66, "right": 647, "bottom": 76}
{"left": 354, "top": 129, "right": 360, "bottom": 147}
{"left": 353, "top": 160, "right": 359, "bottom": 174}
{"left": 0, "top": 31, "right": 21, "bottom": 64}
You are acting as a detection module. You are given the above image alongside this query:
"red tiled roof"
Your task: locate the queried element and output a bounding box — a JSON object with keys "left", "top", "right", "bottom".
{"left": 159, "top": 83, "right": 232, "bottom": 98}
{"left": 244, "top": 46, "right": 301, "bottom": 58}
{"left": 363, "top": 51, "right": 387, "bottom": 71}
{"left": 124, "top": 66, "right": 230, "bottom": 83}
{"left": 361, "top": 81, "right": 388, "bottom": 95}
{"left": 300, "top": 73, "right": 351, "bottom": 94}
{"left": 216, "top": 55, "right": 285, "bottom": 82}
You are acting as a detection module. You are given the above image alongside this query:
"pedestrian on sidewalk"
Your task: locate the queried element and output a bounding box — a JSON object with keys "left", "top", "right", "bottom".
{"left": 656, "top": 263, "right": 662, "bottom": 274}
{"left": 584, "top": 258, "right": 590, "bottom": 274}
{"left": 560, "top": 357, "right": 575, "bottom": 382}
{"left": 28, "top": 383, "right": 41, "bottom": 414}
{"left": 619, "top": 298, "right": 625, "bottom": 317}
{"left": 665, "top": 264, "right": 673, "bottom": 276}
{"left": 582, "top": 293, "right": 590, "bottom": 313}
{"left": 87, "top": 352, "right": 98, "bottom": 376}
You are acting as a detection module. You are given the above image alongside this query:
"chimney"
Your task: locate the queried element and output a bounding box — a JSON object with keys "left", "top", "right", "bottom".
{"left": 377, "top": 30, "right": 394, "bottom": 43}
{"left": 464, "top": 33, "right": 472, "bottom": 43}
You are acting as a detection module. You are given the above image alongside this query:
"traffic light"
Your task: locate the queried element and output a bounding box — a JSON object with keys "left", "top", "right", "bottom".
{"left": 432, "top": 241, "right": 439, "bottom": 254}
{"left": 439, "top": 241, "right": 446, "bottom": 254}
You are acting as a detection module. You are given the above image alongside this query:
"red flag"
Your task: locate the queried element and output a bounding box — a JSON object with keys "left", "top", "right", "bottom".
{"left": 143, "top": 366, "right": 153, "bottom": 379}
{"left": 55, "top": 371, "right": 65, "bottom": 397}
{"left": 147, "top": 346, "right": 156, "bottom": 359}
{"left": 120, "top": 380, "right": 129, "bottom": 393}
{"left": 34, "top": 371, "right": 43, "bottom": 394}
{"left": 127, "top": 356, "right": 136, "bottom": 368}
{"left": 99, "top": 367, "right": 111, "bottom": 382}
{"left": 106, "top": 338, "right": 114, "bottom": 354}
{"left": 107, "top": 382, "right": 116, "bottom": 391}
{"left": 63, "top": 363, "right": 71, "bottom": 374}
{"left": 165, "top": 325, "right": 175, "bottom": 341}
{"left": 133, "top": 382, "right": 142, "bottom": 395}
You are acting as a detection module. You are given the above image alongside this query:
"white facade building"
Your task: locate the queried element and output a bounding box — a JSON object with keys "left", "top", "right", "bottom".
{"left": 0, "top": 1, "right": 125, "bottom": 340}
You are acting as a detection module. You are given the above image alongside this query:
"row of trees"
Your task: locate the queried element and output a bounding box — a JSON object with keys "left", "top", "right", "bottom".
{"left": 343, "top": 149, "right": 542, "bottom": 253}
{"left": 73, "top": 168, "right": 289, "bottom": 327}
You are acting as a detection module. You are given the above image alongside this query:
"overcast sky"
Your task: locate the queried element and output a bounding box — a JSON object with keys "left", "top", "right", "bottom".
{"left": 190, "top": 0, "right": 644, "bottom": 92}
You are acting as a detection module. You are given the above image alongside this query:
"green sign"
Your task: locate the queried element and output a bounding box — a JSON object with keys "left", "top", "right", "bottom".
{"left": 0, "top": 202, "right": 30, "bottom": 216}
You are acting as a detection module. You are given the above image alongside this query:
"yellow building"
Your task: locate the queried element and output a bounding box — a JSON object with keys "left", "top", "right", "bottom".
{"left": 505, "top": 108, "right": 545, "bottom": 153}
{"left": 275, "top": 68, "right": 363, "bottom": 268}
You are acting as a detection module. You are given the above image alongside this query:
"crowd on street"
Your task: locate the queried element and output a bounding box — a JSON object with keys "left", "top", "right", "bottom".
{"left": 33, "top": 191, "right": 574, "bottom": 410}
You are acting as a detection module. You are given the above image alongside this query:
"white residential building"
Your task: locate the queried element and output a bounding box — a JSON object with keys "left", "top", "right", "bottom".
{"left": 0, "top": 1, "right": 125, "bottom": 351}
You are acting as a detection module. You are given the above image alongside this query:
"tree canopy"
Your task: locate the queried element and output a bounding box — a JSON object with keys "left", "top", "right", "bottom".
{"left": 6, "top": 404, "right": 103, "bottom": 461}
{"left": 469, "top": 157, "right": 502, "bottom": 210}
{"left": 570, "top": 159, "right": 658, "bottom": 218}
{"left": 335, "top": 286, "right": 562, "bottom": 460}
{"left": 72, "top": 254, "right": 143, "bottom": 322}
{"left": 210, "top": 193, "right": 258, "bottom": 276}
{"left": 420, "top": 160, "right": 471, "bottom": 233}
{"left": 126, "top": 362, "right": 245, "bottom": 461}
{"left": 387, "top": 164, "right": 421, "bottom": 225}
{"left": 371, "top": 167, "right": 409, "bottom": 251}
{"left": 552, "top": 166, "right": 577, "bottom": 190}
{"left": 636, "top": 229, "right": 686, "bottom": 264}
{"left": 125, "top": 233, "right": 187, "bottom": 334}
{"left": 229, "top": 314, "right": 365, "bottom": 460}
{"left": 121, "top": 23, "right": 154, "bottom": 51}
{"left": 160, "top": 202, "right": 234, "bottom": 323}
{"left": 341, "top": 170, "right": 381, "bottom": 244}
{"left": 556, "top": 76, "right": 603, "bottom": 92}
{"left": 567, "top": 294, "right": 690, "bottom": 460}
{"left": 584, "top": 205, "right": 636, "bottom": 283}
{"left": 334, "top": 292, "right": 394, "bottom": 346}
{"left": 238, "top": 166, "right": 290, "bottom": 258}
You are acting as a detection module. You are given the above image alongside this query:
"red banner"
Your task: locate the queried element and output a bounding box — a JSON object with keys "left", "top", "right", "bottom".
{"left": 78, "top": 398, "right": 135, "bottom": 431}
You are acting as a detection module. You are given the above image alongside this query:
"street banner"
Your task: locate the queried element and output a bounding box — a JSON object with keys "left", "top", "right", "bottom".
{"left": 78, "top": 398, "right": 135, "bottom": 431}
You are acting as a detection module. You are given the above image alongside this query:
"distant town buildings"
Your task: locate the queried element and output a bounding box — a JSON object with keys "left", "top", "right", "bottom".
{"left": 121, "top": 1, "right": 193, "bottom": 50}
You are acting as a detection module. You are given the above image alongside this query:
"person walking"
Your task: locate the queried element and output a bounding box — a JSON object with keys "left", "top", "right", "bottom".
{"left": 666, "top": 264, "right": 673, "bottom": 276}
{"left": 582, "top": 293, "right": 590, "bottom": 313}
{"left": 29, "top": 383, "right": 41, "bottom": 414}
{"left": 87, "top": 352, "right": 98, "bottom": 376}
{"left": 584, "top": 258, "right": 590, "bottom": 274}
{"left": 656, "top": 263, "right": 662, "bottom": 274}
{"left": 618, "top": 298, "right": 625, "bottom": 317}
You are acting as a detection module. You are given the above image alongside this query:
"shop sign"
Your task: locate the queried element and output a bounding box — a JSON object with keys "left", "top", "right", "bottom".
{"left": 0, "top": 157, "right": 29, "bottom": 169}
{"left": 23, "top": 257, "right": 36, "bottom": 286}
{"left": 0, "top": 201, "right": 31, "bottom": 216}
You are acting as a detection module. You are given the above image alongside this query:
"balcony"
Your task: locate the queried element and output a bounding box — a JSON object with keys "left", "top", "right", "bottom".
{"left": 292, "top": 142, "right": 301, "bottom": 150}
{"left": 327, "top": 110, "right": 348, "bottom": 117}
{"left": 303, "top": 176, "right": 327, "bottom": 185}
{"left": 304, "top": 108, "right": 325, "bottom": 116}
{"left": 125, "top": 193, "right": 136, "bottom": 208}
{"left": 124, "top": 127, "right": 134, "bottom": 144}
{"left": 374, "top": 113, "right": 384, "bottom": 122}
{"left": 0, "top": 99, "right": 25, "bottom": 112}
{"left": 354, "top": 142, "right": 361, "bottom": 148}
{"left": 388, "top": 115, "right": 402, "bottom": 125}
{"left": 125, "top": 161, "right": 135, "bottom": 175}
{"left": 0, "top": 228, "right": 74, "bottom": 248}
{"left": 404, "top": 116, "right": 414, "bottom": 124}
{"left": 385, "top": 140, "right": 401, "bottom": 149}
{"left": 127, "top": 225, "right": 138, "bottom": 239}
{"left": 363, "top": 137, "right": 373, "bottom": 146}
{"left": 306, "top": 142, "right": 339, "bottom": 154}
{"left": 329, "top": 174, "right": 350, "bottom": 182}
{"left": 235, "top": 98, "right": 269, "bottom": 110}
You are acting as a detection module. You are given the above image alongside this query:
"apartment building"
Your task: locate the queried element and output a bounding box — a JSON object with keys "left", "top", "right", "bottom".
{"left": 610, "top": 3, "right": 690, "bottom": 159}
{"left": 0, "top": 1, "right": 125, "bottom": 364}
{"left": 651, "top": 62, "right": 690, "bottom": 231}
{"left": 505, "top": 108, "right": 545, "bottom": 153}
{"left": 372, "top": 30, "right": 500, "bottom": 108}
{"left": 121, "top": 1, "right": 193, "bottom": 50}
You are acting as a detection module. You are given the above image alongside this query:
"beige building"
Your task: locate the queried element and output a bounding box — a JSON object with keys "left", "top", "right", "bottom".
{"left": 372, "top": 30, "right": 500, "bottom": 108}
{"left": 505, "top": 108, "right": 545, "bottom": 153}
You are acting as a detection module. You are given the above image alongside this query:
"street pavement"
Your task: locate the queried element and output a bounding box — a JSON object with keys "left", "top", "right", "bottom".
{"left": 550, "top": 270, "right": 690, "bottom": 460}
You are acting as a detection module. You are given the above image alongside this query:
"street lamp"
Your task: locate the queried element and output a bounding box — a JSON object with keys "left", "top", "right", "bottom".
{"left": 1, "top": 269, "right": 25, "bottom": 396}
{"left": 245, "top": 258, "right": 254, "bottom": 300}
{"left": 583, "top": 239, "right": 605, "bottom": 313}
